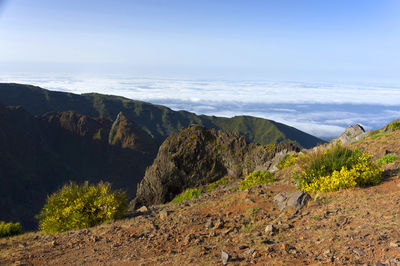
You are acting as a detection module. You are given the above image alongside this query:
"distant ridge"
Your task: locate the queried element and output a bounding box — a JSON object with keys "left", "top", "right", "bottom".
{"left": 0, "top": 83, "right": 325, "bottom": 148}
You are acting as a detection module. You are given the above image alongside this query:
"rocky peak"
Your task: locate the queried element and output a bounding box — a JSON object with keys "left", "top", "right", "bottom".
{"left": 132, "top": 125, "right": 300, "bottom": 209}
{"left": 108, "top": 112, "right": 155, "bottom": 151}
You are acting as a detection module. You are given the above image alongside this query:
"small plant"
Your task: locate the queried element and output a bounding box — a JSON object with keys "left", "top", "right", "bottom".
{"left": 239, "top": 170, "right": 275, "bottom": 190}
{"left": 0, "top": 221, "right": 22, "bottom": 238}
{"left": 206, "top": 177, "right": 229, "bottom": 192}
{"left": 37, "top": 181, "right": 128, "bottom": 234}
{"left": 246, "top": 207, "right": 260, "bottom": 215}
{"left": 172, "top": 188, "right": 203, "bottom": 203}
{"left": 293, "top": 144, "right": 382, "bottom": 193}
{"left": 377, "top": 154, "right": 399, "bottom": 166}
{"left": 387, "top": 119, "right": 400, "bottom": 131}
{"left": 240, "top": 223, "right": 254, "bottom": 233}
{"left": 370, "top": 132, "right": 385, "bottom": 140}
{"left": 310, "top": 215, "right": 322, "bottom": 221}
{"left": 259, "top": 144, "right": 276, "bottom": 155}
{"left": 277, "top": 153, "right": 303, "bottom": 170}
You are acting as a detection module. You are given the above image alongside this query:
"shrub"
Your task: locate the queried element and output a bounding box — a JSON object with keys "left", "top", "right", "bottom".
{"left": 294, "top": 145, "right": 382, "bottom": 193}
{"left": 370, "top": 132, "right": 385, "bottom": 140}
{"left": 387, "top": 119, "right": 400, "bottom": 131}
{"left": 0, "top": 221, "right": 22, "bottom": 238}
{"left": 206, "top": 176, "right": 229, "bottom": 192}
{"left": 239, "top": 170, "right": 275, "bottom": 190}
{"left": 37, "top": 182, "right": 128, "bottom": 234}
{"left": 259, "top": 144, "right": 276, "bottom": 155}
{"left": 172, "top": 188, "right": 203, "bottom": 203}
{"left": 377, "top": 154, "right": 399, "bottom": 166}
{"left": 277, "top": 153, "right": 303, "bottom": 170}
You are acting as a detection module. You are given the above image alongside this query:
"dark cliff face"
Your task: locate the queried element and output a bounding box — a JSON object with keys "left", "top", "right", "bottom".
{"left": 0, "top": 107, "right": 154, "bottom": 230}
{"left": 133, "top": 125, "right": 300, "bottom": 208}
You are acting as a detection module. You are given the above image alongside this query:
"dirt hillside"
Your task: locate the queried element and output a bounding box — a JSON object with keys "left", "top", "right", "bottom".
{"left": 1, "top": 131, "right": 400, "bottom": 265}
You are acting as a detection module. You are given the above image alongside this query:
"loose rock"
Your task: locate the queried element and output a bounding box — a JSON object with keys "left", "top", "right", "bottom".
{"left": 274, "top": 191, "right": 311, "bottom": 212}
{"left": 265, "top": 224, "right": 278, "bottom": 235}
{"left": 221, "top": 250, "right": 230, "bottom": 265}
{"left": 159, "top": 210, "right": 169, "bottom": 221}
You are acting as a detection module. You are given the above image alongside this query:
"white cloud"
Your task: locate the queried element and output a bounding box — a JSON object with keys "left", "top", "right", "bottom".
{"left": 1, "top": 73, "right": 400, "bottom": 139}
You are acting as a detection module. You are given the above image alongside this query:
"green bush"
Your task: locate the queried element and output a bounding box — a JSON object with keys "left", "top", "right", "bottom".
{"left": 206, "top": 176, "right": 229, "bottom": 192}
{"left": 0, "top": 221, "right": 22, "bottom": 238}
{"left": 293, "top": 145, "right": 382, "bottom": 192}
{"left": 277, "top": 153, "right": 303, "bottom": 170}
{"left": 37, "top": 182, "right": 128, "bottom": 234}
{"left": 172, "top": 188, "right": 203, "bottom": 203}
{"left": 387, "top": 119, "right": 400, "bottom": 131}
{"left": 377, "top": 154, "right": 399, "bottom": 166}
{"left": 370, "top": 132, "right": 385, "bottom": 140}
{"left": 239, "top": 170, "right": 275, "bottom": 190}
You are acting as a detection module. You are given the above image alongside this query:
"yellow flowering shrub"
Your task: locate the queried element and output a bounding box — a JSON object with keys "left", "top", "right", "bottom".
{"left": 37, "top": 182, "right": 128, "bottom": 233}
{"left": 294, "top": 145, "right": 382, "bottom": 193}
{"left": 239, "top": 170, "right": 275, "bottom": 190}
{"left": 0, "top": 221, "right": 22, "bottom": 238}
{"left": 277, "top": 153, "right": 304, "bottom": 170}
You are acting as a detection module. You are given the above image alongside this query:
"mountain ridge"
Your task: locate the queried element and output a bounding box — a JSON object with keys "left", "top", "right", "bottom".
{"left": 0, "top": 83, "right": 325, "bottom": 148}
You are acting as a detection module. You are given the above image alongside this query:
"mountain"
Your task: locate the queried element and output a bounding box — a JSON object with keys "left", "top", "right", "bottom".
{"left": 0, "top": 83, "right": 324, "bottom": 148}
{"left": 0, "top": 83, "right": 324, "bottom": 230}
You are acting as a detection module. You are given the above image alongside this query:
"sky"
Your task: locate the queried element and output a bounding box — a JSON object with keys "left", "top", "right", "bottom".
{"left": 0, "top": 0, "right": 399, "bottom": 81}
{"left": 0, "top": 1, "right": 400, "bottom": 139}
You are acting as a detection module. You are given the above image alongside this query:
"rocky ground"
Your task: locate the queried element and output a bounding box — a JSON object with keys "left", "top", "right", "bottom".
{"left": 1, "top": 131, "right": 400, "bottom": 265}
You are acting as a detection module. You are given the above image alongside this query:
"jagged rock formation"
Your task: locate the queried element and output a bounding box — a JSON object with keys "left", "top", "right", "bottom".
{"left": 133, "top": 125, "right": 300, "bottom": 208}
{"left": 108, "top": 112, "right": 155, "bottom": 152}
{"left": 331, "top": 124, "right": 366, "bottom": 145}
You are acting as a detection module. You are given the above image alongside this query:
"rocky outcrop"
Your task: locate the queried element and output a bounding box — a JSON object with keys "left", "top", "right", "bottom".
{"left": 331, "top": 124, "right": 366, "bottom": 145}
{"left": 132, "top": 125, "right": 300, "bottom": 208}
{"left": 108, "top": 112, "right": 155, "bottom": 152}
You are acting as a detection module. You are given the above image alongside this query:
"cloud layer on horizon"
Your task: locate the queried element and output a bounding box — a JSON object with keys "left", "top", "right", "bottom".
{"left": 1, "top": 74, "right": 399, "bottom": 139}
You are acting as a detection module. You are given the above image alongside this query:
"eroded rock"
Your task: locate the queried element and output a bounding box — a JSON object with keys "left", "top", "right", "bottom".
{"left": 274, "top": 191, "right": 311, "bottom": 212}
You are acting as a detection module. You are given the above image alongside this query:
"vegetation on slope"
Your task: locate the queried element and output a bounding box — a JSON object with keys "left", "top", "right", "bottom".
{"left": 239, "top": 170, "right": 275, "bottom": 190}
{"left": 293, "top": 145, "right": 382, "bottom": 192}
{"left": 37, "top": 182, "right": 128, "bottom": 234}
{"left": 0, "top": 221, "right": 22, "bottom": 238}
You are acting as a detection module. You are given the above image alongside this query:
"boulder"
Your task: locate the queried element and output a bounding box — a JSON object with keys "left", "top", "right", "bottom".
{"left": 331, "top": 124, "right": 366, "bottom": 145}
{"left": 274, "top": 191, "right": 311, "bottom": 212}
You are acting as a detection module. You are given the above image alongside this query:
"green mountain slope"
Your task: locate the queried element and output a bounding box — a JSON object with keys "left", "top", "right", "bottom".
{"left": 0, "top": 83, "right": 324, "bottom": 148}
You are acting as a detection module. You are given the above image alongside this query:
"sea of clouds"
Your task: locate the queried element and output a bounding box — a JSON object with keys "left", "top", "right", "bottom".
{"left": 1, "top": 73, "right": 400, "bottom": 140}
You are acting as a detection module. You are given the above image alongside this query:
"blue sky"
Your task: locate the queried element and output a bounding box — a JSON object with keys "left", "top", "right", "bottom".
{"left": 1, "top": 1, "right": 400, "bottom": 139}
{"left": 0, "top": 0, "right": 399, "bottom": 81}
